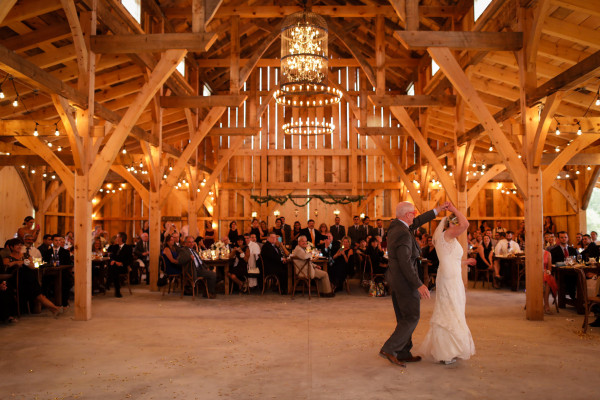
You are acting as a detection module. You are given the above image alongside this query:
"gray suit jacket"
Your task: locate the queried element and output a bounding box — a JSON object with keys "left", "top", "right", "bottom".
{"left": 385, "top": 210, "right": 436, "bottom": 293}
{"left": 177, "top": 246, "right": 206, "bottom": 280}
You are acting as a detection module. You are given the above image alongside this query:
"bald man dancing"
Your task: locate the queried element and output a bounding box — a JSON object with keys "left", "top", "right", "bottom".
{"left": 379, "top": 201, "right": 449, "bottom": 367}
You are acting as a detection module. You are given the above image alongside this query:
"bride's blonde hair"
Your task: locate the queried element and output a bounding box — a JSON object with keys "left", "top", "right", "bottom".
{"left": 444, "top": 213, "right": 458, "bottom": 229}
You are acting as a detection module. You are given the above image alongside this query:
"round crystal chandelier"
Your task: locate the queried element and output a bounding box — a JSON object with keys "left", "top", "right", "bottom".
{"left": 275, "top": 11, "right": 342, "bottom": 107}
{"left": 282, "top": 117, "right": 335, "bottom": 136}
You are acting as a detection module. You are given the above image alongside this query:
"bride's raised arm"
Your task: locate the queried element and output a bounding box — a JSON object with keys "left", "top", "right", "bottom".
{"left": 443, "top": 204, "right": 470, "bottom": 241}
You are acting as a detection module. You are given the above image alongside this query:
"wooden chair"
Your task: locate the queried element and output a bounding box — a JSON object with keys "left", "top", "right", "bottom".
{"left": 364, "top": 256, "right": 384, "bottom": 288}
{"left": 160, "top": 254, "right": 182, "bottom": 297}
{"left": 290, "top": 256, "right": 319, "bottom": 299}
{"left": 181, "top": 263, "right": 209, "bottom": 300}
{"left": 118, "top": 265, "right": 133, "bottom": 295}
{"left": 577, "top": 269, "right": 600, "bottom": 333}
{"left": 472, "top": 267, "right": 493, "bottom": 289}
{"left": 260, "top": 255, "right": 281, "bottom": 295}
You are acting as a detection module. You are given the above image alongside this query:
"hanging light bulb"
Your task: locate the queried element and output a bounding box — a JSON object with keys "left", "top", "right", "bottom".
{"left": 0, "top": 86, "right": 4, "bottom": 99}
{"left": 577, "top": 122, "right": 582, "bottom": 135}
{"left": 596, "top": 89, "right": 600, "bottom": 106}
{"left": 33, "top": 123, "right": 39, "bottom": 137}
{"left": 122, "top": 148, "right": 127, "bottom": 154}
{"left": 12, "top": 98, "right": 18, "bottom": 107}
{"left": 47, "top": 142, "right": 52, "bottom": 148}
{"left": 489, "top": 146, "right": 493, "bottom": 152}
{"left": 587, "top": 166, "right": 592, "bottom": 171}
{"left": 57, "top": 146, "right": 62, "bottom": 152}
{"left": 54, "top": 124, "right": 59, "bottom": 136}
{"left": 555, "top": 124, "right": 560, "bottom": 135}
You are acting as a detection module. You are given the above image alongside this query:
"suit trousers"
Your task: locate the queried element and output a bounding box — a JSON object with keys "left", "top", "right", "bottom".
{"left": 380, "top": 287, "right": 420, "bottom": 359}
{"left": 196, "top": 267, "right": 217, "bottom": 294}
{"left": 313, "top": 268, "right": 332, "bottom": 293}
{"left": 107, "top": 264, "right": 128, "bottom": 294}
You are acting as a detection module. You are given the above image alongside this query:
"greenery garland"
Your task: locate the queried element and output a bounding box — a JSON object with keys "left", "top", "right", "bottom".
{"left": 250, "top": 194, "right": 365, "bottom": 207}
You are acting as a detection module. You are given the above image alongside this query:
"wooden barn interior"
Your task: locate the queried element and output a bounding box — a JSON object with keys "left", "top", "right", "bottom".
{"left": 0, "top": 0, "right": 599, "bottom": 325}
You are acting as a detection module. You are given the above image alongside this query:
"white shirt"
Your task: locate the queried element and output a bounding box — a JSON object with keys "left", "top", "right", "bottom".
{"left": 21, "top": 245, "right": 42, "bottom": 259}
{"left": 494, "top": 239, "right": 520, "bottom": 256}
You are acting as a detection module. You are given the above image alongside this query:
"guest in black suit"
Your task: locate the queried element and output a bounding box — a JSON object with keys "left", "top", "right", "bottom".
{"left": 329, "top": 216, "right": 346, "bottom": 242}
{"left": 37, "top": 234, "right": 53, "bottom": 261}
{"left": 133, "top": 232, "right": 150, "bottom": 284}
{"left": 375, "top": 219, "right": 387, "bottom": 244}
{"left": 107, "top": 232, "right": 133, "bottom": 298}
{"left": 581, "top": 234, "right": 600, "bottom": 262}
{"left": 299, "top": 219, "right": 324, "bottom": 248}
{"left": 361, "top": 216, "right": 376, "bottom": 239}
{"left": 178, "top": 236, "right": 217, "bottom": 298}
{"left": 260, "top": 232, "right": 289, "bottom": 294}
{"left": 550, "top": 231, "right": 578, "bottom": 299}
{"left": 347, "top": 216, "right": 363, "bottom": 247}
{"left": 41, "top": 234, "right": 73, "bottom": 306}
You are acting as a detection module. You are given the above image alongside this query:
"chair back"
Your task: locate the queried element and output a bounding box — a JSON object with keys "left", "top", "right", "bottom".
{"left": 291, "top": 255, "right": 311, "bottom": 279}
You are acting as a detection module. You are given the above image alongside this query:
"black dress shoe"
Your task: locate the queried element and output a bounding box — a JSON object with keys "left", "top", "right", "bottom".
{"left": 397, "top": 355, "right": 422, "bottom": 363}
{"left": 115, "top": 292, "right": 123, "bottom": 298}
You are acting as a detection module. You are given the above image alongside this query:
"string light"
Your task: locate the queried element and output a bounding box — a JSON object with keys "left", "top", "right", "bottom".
{"left": 47, "top": 142, "right": 52, "bottom": 148}
{"left": 54, "top": 123, "right": 59, "bottom": 136}
{"left": 489, "top": 146, "right": 493, "bottom": 152}
{"left": 12, "top": 98, "right": 18, "bottom": 107}
{"left": 57, "top": 146, "right": 62, "bottom": 152}
{"left": 588, "top": 166, "right": 592, "bottom": 171}
{"left": 576, "top": 121, "right": 582, "bottom": 135}
{"left": 122, "top": 148, "right": 127, "bottom": 154}
{"left": 596, "top": 89, "right": 600, "bottom": 106}
{"left": 33, "top": 123, "right": 39, "bottom": 137}
{"left": 555, "top": 123, "right": 560, "bottom": 135}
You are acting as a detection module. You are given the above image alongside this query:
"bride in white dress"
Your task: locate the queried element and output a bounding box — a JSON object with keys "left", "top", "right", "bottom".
{"left": 418, "top": 204, "right": 476, "bottom": 364}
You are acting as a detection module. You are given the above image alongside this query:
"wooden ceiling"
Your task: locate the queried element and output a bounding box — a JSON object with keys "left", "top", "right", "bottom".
{"left": 0, "top": 0, "right": 599, "bottom": 182}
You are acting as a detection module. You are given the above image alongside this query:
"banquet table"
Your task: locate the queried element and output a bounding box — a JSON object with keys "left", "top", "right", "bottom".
{"left": 555, "top": 264, "right": 599, "bottom": 314}
{"left": 201, "top": 258, "right": 230, "bottom": 295}
{"left": 493, "top": 254, "right": 525, "bottom": 291}
{"left": 39, "top": 264, "right": 73, "bottom": 306}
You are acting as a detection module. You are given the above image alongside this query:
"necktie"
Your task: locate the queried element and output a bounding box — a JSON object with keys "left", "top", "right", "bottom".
{"left": 191, "top": 249, "right": 201, "bottom": 268}
{"left": 144, "top": 242, "right": 148, "bottom": 251}
{"left": 563, "top": 247, "right": 568, "bottom": 258}
{"left": 311, "top": 229, "right": 315, "bottom": 243}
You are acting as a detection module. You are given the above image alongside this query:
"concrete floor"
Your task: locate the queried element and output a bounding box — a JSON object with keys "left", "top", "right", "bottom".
{"left": 1, "top": 284, "right": 598, "bottom": 400}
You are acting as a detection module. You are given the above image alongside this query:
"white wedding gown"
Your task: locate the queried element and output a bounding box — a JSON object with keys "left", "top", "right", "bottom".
{"left": 418, "top": 218, "right": 475, "bottom": 362}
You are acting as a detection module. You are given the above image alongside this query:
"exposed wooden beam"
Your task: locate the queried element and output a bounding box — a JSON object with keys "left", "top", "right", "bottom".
{"left": 110, "top": 165, "right": 149, "bottom": 204}
{"left": 529, "top": 50, "right": 600, "bottom": 102}
{"left": 238, "top": 25, "right": 280, "bottom": 87}
{"left": 356, "top": 127, "right": 407, "bottom": 136}
{"left": 428, "top": 47, "right": 527, "bottom": 193}
{"left": 89, "top": 49, "right": 187, "bottom": 196}
{"left": 52, "top": 95, "right": 84, "bottom": 175}
{"left": 207, "top": 127, "right": 259, "bottom": 136}
{"left": 467, "top": 164, "right": 507, "bottom": 207}
{"left": 542, "top": 16, "right": 600, "bottom": 49}
{"left": 160, "top": 94, "right": 246, "bottom": 108}
{"left": 582, "top": 166, "right": 600, "bottom": 210}
{"left": 0, "top": 0, "right": 17, "bottom": 25}
{"left": 395, "top": 31, "right": 523, "bottom": 51}
{"left": 2, "top": 0, "right": 61, "bottom": 26}
{"left": 531, "top": 92, "right": 563, "bottom": 168}
{"left": 368, "top": 94, "right": 456, "bottom": 107}
{"left": 550, "top": 0, "right": 600, "bottom": 18}
{"left": 194, "top": 58, "right": 420, "bottom": 68}
{"left": 90, "top": 33, "right": 218, "bottom": 53}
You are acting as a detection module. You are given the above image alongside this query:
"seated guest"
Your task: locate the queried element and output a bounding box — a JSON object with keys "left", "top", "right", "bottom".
{"left": 581, "top": 234, "right": 600, "bottom": 262}
{"left": 543, "top": 249, "right": 558, "bottom": 315}
{"left": 91, "top": 238, "right": 106, "bottom": 287}
{"left": 38, "top": 234, "right": 53, "bottom": 261}
{"left": 221, "top": 236, "right": 232, "bottom": 249}
{"left": 495, "top": 231, "right": 521, "bottom": 255}
{"left": 17, "top": 216, "right": 41, "bottom": 242}
{"left": 575, "top": 233, "right": 584, "bottom": 251}
{"left": 162, "top": 234, "right": 180, "bottom": 274}
{"left": 545, "top": 233, "right": 557, "bottom": 251}
{"left": 476, "top": 234, "right": 494, "bottom": 272}
{"left": 329, "top": 216, "right": 345, "bottom": 243}
{"left": 21, "top": 234, "right": 42, "bottom": 260}
{"left": 260, "top": 232, "right": 289, "bottom": 294}
{"left": 366, "top": 236, "right": 387, "bottom": 276}
{"left": 291, "top": 236, "right": 334, "bottom": 297}
{"left": 300, "top": 219, "right": 324, "bottom": 248}
{"left": 591, "top": 231, "right": 600, "bottom": 246}
{"left": 420, "top": 236, "right": 438, "bottom": 275}
{"left": 321, "top": 233, "right": 340, "bottom": 271}
{"left": 178, "top": 236, "right": 217, "bottom": 298}
{"left": 247, "top": 234, "right": 262, "bottom": 288}
{"left": 550, "top": 231, "right": 578, "bottom": 298}
{"left": 133, "top": 233, "right": 150, "bottom": 284}
{"left": 195, "top": 236, "right": 207, "bottom": 251}
{"left": 2, "top": 238, "right": 62, "bottom": 316}
{"left": 92, "top": 238, "right": 105, "bottom": 258}
{"left": 204, "top": 221, "right": 215, "bottom": 248}
{"left": 331, "top": 236, "right": 353, "bottom": 291}
{"left": 227, "top": 221, "right": 240, "bottom": 244}
{"left": 44, "top": 234, "right": 74, "bottom": 307}
{"left": 107, "top": 232, "right": 133, "bottom": 298}
{"left": 64, "top": 231, "right": 74, "bottom": 252}
{"left": 228, "top": 236, "right": 249, "bottom": 292}
{"left": 0, "top": 279, "right": 18, "bottom": 323}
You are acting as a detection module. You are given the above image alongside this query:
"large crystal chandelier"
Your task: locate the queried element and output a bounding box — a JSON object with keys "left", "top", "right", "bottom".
{"left": 276, "top": 10, "right": 340, "bottom": 135}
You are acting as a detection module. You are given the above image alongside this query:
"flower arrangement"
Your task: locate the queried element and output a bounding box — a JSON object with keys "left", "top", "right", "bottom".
{"left": 211, "top": 241, "right": 225, "bottom": 251}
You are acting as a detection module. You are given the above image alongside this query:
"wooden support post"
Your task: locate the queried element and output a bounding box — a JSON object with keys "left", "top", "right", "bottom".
{"left": 73, "top": 174, "right": 92, "bottom": 321}
{"left": 148, "top": 189, "right": 161, "bottom": 291}
{"left": 524, "top": 169, "right": 544, "bottom": 321}
{"left": 457, "top": 190, "right": 468, "bottom": 287}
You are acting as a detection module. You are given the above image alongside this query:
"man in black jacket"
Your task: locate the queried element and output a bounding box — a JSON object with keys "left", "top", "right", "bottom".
{"left": 581, "top": 234, "right": 600, "bottom": 262}
{"left": 550, "top": 231, "right": 578, "bottom": 299}
{"left": 260, "top": 232, "right": 289, "bottom": 294}
{"left": 299, "top": 219, "right": 324, "bottom": 248}
{"left": 38, "top": 234, "right": 53, "bottom": 261}
{"left": 107, "top": 232, "right": 133, "bottom": 298}
{"left": 329, "top": 216, "right": 346, "bottom": 243}
{"left": 133, "top": 233, "right": 150, "bottom": 284}
{"left": 41, "top": 234, "right": 74, "bottom": 306}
